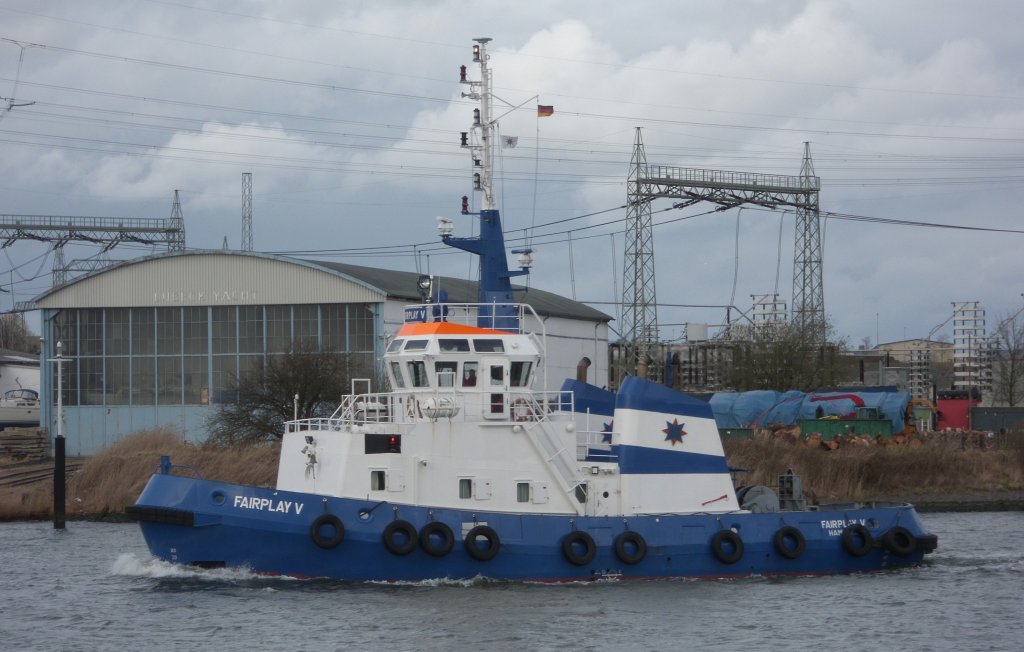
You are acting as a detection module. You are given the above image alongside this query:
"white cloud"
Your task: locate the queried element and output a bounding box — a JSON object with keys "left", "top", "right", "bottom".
{"left": 0, "top": 0, "right": 1022, "bottom": 346}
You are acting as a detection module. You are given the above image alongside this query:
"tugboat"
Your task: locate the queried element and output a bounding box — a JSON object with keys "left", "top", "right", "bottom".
{"left": 129, "top": 38, "right": 937, "bottom": 580}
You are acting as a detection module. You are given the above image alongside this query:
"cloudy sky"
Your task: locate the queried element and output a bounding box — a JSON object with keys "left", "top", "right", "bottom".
{"left": 1, "top": 0, "right": 1022, "bottom": 346}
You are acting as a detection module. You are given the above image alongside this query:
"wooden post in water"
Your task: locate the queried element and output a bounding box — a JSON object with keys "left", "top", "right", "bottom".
{"left": 53, "top": 340, "right": 66, "bottom": 530}
{"left": 53, "top": 435, "right": 65, "bottom": 529}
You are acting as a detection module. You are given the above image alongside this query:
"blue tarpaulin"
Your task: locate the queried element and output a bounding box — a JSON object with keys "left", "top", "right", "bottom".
{"left": 710, "top": 390, "right": 910, "bottom": 433}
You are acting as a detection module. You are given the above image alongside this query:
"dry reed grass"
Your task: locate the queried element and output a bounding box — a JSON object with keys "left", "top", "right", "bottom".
{"left": 723, "top": 435, "right": 1024, "bottom": 502}
{"left": 0, "top": 428, "right": 279, "bottom": 520}
{"left": 0, "top": 479, "right": 53, "bottom": 520}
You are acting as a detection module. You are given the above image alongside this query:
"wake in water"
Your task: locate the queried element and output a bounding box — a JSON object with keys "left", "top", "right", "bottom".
{"left": 111, "top": 553, "right": 295, "bottom": 584}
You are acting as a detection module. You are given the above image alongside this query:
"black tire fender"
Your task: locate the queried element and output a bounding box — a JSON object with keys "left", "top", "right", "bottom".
{"left": 419, "top": 521, "right": 455, "bottom": 557}
{"left": 710, "top": 529, "right": 744, "bottom": 564}
{"left": 841, "top": 523, "right": 874, "bottom": 557}
{"left": 310, "top": 513, "right": 345, "bottom": 549}
{"left": 773, "top": 525, "right": 806, "bottom": 560}
{"left": 882, "top": 526, "right": 917, "bottom": 557}
{"left": 613, "top": 531, "right": 647, "bottom": 565}
{"left": 562, "top": 530, "right": 597, "bottom": 566}
{"left": 464, "top": 525, "right": 501, "bottom": 561}
{"left": 382, "top": 519, "right": 418, "bottom": 555}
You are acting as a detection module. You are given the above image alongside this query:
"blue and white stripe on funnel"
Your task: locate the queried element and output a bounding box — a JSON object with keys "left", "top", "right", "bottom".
{"left": 614, "top": 376, "right": 739, "bottom": 513}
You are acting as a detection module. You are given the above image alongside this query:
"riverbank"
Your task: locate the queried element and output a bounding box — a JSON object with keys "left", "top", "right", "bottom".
{"left": 1, "top": 429, "right": 1022, "bottom": 521}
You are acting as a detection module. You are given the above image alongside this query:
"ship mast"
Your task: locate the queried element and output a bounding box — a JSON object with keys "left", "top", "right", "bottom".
{"left": 441, "top": 37, "right": 532, "bottom": 330}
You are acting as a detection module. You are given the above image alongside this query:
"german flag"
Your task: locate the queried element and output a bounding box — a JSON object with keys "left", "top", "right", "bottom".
{"left": 537, "top": 105, "right": 554, "bottom": 117}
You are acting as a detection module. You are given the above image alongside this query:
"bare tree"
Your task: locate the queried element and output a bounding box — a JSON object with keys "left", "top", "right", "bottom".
{"left": 0, "top": 313, "right": 38, "bottom": 353}
{"left": 990, "top": 309, "right": 1024, "bottom": 406}
{"left": 718, "top": 319, "right": 852, "bottom": 392}
{"left": 209, "top": 343, "right": 376, "bottom": 445}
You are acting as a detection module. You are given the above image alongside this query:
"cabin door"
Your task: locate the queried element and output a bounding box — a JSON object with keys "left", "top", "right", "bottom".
{"left": 482, "top": 359, "right": 509, "bottom": 420}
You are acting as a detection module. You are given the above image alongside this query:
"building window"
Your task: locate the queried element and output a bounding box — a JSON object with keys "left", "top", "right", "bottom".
{"left": 350, "top": 304, "right": 374, "bottom": 352}
{"left": 157, "top": 307, "right": 181, "bottom": 355}
{"left": 238, "top": 305, "right": 263, "bottom": 354}
{"left": 321, "top": 303, "right": 345, "bottom": 351}
{"left": 106, "top": 357, "right": 130, "bottom": 405}
{"left": 79, "top": 357, "right": 103, "bottom": 405}
{"left": 80, "top": 309, "right": 103, "bottom": 356}
{"left": 211, "top": 306, "right": 237, "bottom": 355}
{"left": 52, "top": 310, "right": 78, "bottom": 356}
{"left": 157, "top": 356, "right": 182, "bottom": 405}
{"left": 182, "top": 307, "right": 208, "bottom": 355}
{"left": 459, "top": 478, "right": 472, "bottom": 499}
{"left": 131, "top": 308, "right": 155, "bottom": 356}
{"left": 55, "top": 358, "right": 78, "bottom": 407}
{"left": 294, "top": 304, "right": 318, "bottom": 349}
{"left": 212, "top": 355, "right": 238, "bottom": 403}
{"left": 183, "top": 355, "right": 207, "bottom": 405}
{"left": 106, "top": 308, "right": 129, "bottom": 356}
{"left": 133, "top": 356, "right": 155, "bottom": 405}
{"left": 266, "top": 305, "right": 291, "bottom": 352}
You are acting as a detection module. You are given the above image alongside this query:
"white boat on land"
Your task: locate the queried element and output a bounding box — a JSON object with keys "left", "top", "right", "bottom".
{"left": 0, "top": 388, "right": 40, "bottom": 430}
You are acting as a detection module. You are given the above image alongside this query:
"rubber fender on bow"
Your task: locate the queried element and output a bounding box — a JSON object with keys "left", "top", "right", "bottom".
{"left": 841, "top": 523, "right": 874, "bottom": 556}
{"left": 464, "top": 525, "right": 501, "bottom": 561}
{"left": 419, "top": 521, "right": 455, "bottom": 557}
{"left": 613, "top": 531, "right": 647, "bottom": 565}
{"left": 562, "top": 530, "right": 597, "bottom": 566}
{"left": 882, "top": 526, "right": 917, "bottom": 557}
{"left": 773, "top": 526, "right": 806, "bottom": 560}
{"left": 310, "top": 513, "right": 345, "bottom": 549}
{"left": 382, "top": 519, "right": 418, "bottom": 555}
{"left": 710, "top": 529, "right": 744, "bottom": 564}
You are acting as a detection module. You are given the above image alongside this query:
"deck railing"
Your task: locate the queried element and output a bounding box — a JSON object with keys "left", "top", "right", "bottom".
{"left": 283, "top": 389, "right": 575, "bottom": 432}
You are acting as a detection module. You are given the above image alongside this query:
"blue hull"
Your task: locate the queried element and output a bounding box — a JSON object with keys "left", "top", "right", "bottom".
{"left": 130, "top": 474, "right": 936, "bottom": 581}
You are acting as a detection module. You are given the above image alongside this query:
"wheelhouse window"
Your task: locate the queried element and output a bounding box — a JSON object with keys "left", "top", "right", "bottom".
{"left": 435, "top": 361, "right": 458, "bottom": 387}
{"left": 462, "top": 361, "right": 479, "bottom": 387}
{"left": 404, "top": 340, "right": 428, "bottom": 352}
{"left": 459, "top": 478, "right": 472, "bottom": 499}
{"left": 387, "top": 339, "right": 404, "bottom": 353}
{"left": 489, "top": 365, "right": 504, "bottom": 386}
{"left": 473, "top": 339, "right": 504, "bottom": 353}
{"left": 510, "top": 361, "right": 532, "bottom": 387}
{"left": 389, "top": 361, "right": 406, "bottom": 388}
{"left": 439, "top": 339, "right": 470, "bottom": 352}
{"left": 371, "top": 470, "right": 385, "bottom": 491}
{"left": 408, "top": 360, "right": 429, "bottom": 387}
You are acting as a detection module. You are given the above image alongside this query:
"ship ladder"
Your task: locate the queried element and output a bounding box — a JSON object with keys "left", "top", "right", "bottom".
{"left": 521, "top": 418, "right": 586, "bottom": 516}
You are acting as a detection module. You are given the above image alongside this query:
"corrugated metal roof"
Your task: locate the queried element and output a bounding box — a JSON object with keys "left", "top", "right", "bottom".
{"left": 0, "top": 348, "right": 40, "bottom": 364}
{"left": 29, "top": 251, "right": 610, "bottom": 323}
{"left": 311, "top": 260, "right": 611, "bottom": 323}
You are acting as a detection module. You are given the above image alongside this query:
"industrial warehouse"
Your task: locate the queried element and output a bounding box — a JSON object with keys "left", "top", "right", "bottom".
{"left": 28, "top": 249, "right": 610, "bottom": 455}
